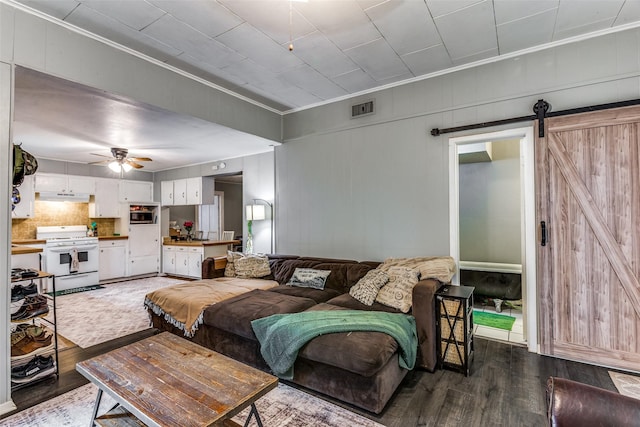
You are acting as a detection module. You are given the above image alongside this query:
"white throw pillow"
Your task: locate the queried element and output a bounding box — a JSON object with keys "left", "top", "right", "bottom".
{"left": 286, "top": 268, "right": 331, "bottom": 290}
{"left": 349, "top": 269, "right": 389, "bottom": 306}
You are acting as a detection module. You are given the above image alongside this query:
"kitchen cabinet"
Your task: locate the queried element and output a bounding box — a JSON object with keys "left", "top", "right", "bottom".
{"left": 35, "top": 173, "right": 95, "bottom": 194}
{"left": 160, "top": 177, "right": 214, "bottom": 206}
{"left": 162, "top": 246, "right": 177, "bottom": 275}
{"left": 163, "top": 245, "right": 202, "bottom": 278}
{"left": 119, "top": 180, "right": 153, "bottom": 203}
{"left": 99, "top": 239, "right": 127, "bottom": 281}
{"left": 12, "top": 175, "right": 35, "bottom": 218}
{"left": 89, "top": 179, "right": 121, "bottom": 218}
{"left": 128, "top": 224, "right": 160, "bottom": 276}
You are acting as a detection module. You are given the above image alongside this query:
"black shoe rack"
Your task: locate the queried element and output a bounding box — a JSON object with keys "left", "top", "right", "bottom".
{"left": 10, "top": 271, "right": 58, "bottom": 390}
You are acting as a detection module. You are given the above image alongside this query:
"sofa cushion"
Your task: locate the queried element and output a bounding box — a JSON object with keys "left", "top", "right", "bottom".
{"left": 203, "top": 289, "right": 316, "bottom": 340}
{"left": 268, "top": 285, "right": 341, "bottom": 304}
{"left": 349, "top": 269, "right": 389, "bottom": 305}
{"left": 286, "top": 268, "right": 331, "bottom": 289}
{"left": 298, "top": 304, "right": 400, "bottom": 377}
{"left": 326, "top": 293, "right": 402, "bottom": 313}
{"left": 272, "top": 258, "right": 379, "bottom": 293}
{"left": 375, "top": 267, "right": 420, "bottom": 313}
{"left": 234, "top": 254, "right": 271, "bottom": 278}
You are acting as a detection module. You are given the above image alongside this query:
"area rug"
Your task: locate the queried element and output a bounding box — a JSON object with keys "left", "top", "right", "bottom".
{"left": 48, "top": 284, "right": 104, "bottom": 297}
{"left": 609, "top": 371, "right": 640, "bottom": 400}
{"left": 0, "top": 382, "right": 383, "bottom": 427}
{"left": 50, "top": 276, "right": 184, "bottom": 348}
{"left": 473, "top": 310, "right": 515, "bottom": 331}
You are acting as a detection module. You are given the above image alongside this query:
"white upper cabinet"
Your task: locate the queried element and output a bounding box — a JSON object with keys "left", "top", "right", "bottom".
{"left": 35, "top": 173, "right": 95, "bottom": 194}
{"left": 90, "top": 178, "right": 120, "bottom": 218}
{"left": 161, "top": 177, "right": 215, "bottom": 206}
{"left": 119, "top": 180, "right": 153, "bottom": 203}
{"left": 161, "top": 181, "right": 174, "bottom": 206}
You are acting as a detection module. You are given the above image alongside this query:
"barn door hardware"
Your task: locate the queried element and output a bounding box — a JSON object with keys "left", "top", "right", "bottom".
{"left": 430, "top": 98, "right": 640, "bottom": 137}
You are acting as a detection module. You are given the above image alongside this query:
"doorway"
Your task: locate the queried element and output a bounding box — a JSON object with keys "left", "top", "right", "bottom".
{"left": 449, "top": 127, "right": 537, "bottom": 352}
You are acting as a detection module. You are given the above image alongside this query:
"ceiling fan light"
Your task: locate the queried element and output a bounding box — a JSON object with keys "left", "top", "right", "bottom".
{"left": 121, "top": 162, "right": 133, "bottom": 172}
{"left": 108, "top": 161, "right": 121, "bottom": 172}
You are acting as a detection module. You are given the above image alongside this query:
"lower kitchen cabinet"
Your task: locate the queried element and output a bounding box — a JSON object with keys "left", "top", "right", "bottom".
{"left": 163, "top": 245, "right": 203, "bottom": 279}
{"left": 99, "top": 239, "right": 127, "bottom": 281}
{"left": 128, "top": 225, "right": 160, "bottom": 277}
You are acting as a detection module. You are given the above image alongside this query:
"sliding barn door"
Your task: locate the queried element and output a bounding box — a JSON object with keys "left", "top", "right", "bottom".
{"left": 536, "top": 106, "right": 640, "bottom": 371}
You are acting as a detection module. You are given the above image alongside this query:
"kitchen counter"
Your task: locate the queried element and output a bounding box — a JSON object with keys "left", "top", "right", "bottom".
{"left": 98, "top": 235, "right": 129, "bottom": 241}
{"left": 163, "top": 239, "right": 239, "bottom": 247}
{"left": 11, "top": 245, "right": 43, "bottom": 255}
{"left": 12, "top": 239, "right": 46, "bottom": 245}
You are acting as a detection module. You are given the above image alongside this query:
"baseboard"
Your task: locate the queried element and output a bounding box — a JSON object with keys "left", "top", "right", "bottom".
{"left": 0, "top": 399, "right": 17, "bottom": 416}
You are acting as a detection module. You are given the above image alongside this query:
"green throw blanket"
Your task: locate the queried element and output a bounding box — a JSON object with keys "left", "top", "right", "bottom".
{"left": 251, "top": 310, "right": 417, "bottom": 380}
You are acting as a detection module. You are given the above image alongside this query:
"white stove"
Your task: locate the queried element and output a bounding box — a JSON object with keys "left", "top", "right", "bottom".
{"left": 37, "top": 226, "right": 99, "bottom": 291}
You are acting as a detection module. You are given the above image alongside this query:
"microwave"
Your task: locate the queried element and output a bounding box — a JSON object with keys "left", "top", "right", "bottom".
{"left": 130, "top": 210, "right": 153, "bottom": 224}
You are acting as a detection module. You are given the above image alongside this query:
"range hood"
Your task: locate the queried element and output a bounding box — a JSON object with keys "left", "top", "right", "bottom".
{"left": 38, "top": 191, "right": 90, "bottom": 202}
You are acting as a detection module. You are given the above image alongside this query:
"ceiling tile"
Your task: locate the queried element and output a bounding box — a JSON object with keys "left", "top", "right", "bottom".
{"left": 434, "top": 1, "right": 497, "bottom": 60}
{"left": 220, "top": 0, "right": 315, "bottom": 45}
{"left": 493, "top": 0, "right": 558, "bottom": 25}
{"left": 497, "top": 8, "right": 556, "bottom": 54}
{"left": 66, "top": 5, "right": 182, "bottom": 61}
{"left": 615, "top": 0, "right": 640, "bottom": 25}
{"left": 215, "top": 22, "right": 303, "bottom": 73}
{"left": 80, "top": 0, "right": 166, "bottom": 31}
{"left": 278, "top": 65, "right": 348, "bottom": 100}
{"left": 148, "top": 0, "right": 243, "bottom": 38}
{"left": 286, "top": 31, "right": 359, "bottom": 78}
{"left": 345, "top": 38, "right": 410, "bottom": 81}
{"left": 365, "top": 0, "right": 441, "bottom": 56}
{"left": 426, "top": 0, "right": 484, "bottom": 19}
{"left": 17, "top": 0, "right": 79, "bottom": 20}
{"left": 553, "top": 17, "right": 616, "bottom": 40}
{"left": 295, "top": 0, "right": 381, "bottom": 50}
{"left": 555, "top": 0, "right": 623, "bottom": 32}
{"left": 401, "top": 44, "right": 453, "bottom": 75}
{"left": 143, "top": 14, "right": 245, "bottom": 69}
{"left": 332, "top": 68, "right": 379, "bottom": 93}
{"left": 451, "top": 47, "right": 499, "bottom": 66}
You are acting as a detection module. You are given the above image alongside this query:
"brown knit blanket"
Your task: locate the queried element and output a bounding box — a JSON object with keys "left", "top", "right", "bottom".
{"left": 378, "top": 256, "right": 456, "bottom": 283}
{"left": 144, "top": 277, "right": 278, "bottom": 337}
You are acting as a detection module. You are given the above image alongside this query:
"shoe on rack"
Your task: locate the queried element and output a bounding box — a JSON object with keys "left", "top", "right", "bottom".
{"left": 15, "top": 323, "right": 45, "bottom": 338}
{"left": 11, "top": 283, "right": 38, "bottom": 302}
{"left": 11, "top": 295, "right": 49, "bottom": 321}
{"left": 11, "top": 333, "right": 53, "bottom": 358}
{"left": 11, "top": 355, "right": 55, "bottom": 383}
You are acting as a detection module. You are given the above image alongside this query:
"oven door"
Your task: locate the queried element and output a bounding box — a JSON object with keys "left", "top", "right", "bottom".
{"left": 44, "top": 243, "right": 99, "bottom": 276}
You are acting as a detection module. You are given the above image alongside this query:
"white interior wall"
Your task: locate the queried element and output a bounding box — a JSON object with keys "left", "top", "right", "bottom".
{"left": 279, "top": 27, "right": 640, "bottom": 261}
{"left": 459, "top": 140, "right": 521, "bottom": 264}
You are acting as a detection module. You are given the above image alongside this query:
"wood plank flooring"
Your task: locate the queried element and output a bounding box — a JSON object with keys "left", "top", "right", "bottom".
{"left": 2, "top": 332, "right": 620, "bottom": 426}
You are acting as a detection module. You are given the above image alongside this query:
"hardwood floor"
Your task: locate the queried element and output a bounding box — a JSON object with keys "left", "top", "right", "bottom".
{"left": 2, "top": 333, "right": 619, "bottom": 426}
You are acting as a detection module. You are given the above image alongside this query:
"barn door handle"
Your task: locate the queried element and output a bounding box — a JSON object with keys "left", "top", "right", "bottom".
{"left": 541, "top": 221, "right": 547, "bottom": 246}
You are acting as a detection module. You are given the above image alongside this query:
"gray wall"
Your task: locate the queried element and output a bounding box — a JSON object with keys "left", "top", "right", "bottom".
{"left": 215, "top": 181, "right": 243, "bottom": 237}
{"left": 459, "top": 140, "right": 521, "bottom": 264}
{"left": 280, "top": 28, "right": 640, "bottom": 261}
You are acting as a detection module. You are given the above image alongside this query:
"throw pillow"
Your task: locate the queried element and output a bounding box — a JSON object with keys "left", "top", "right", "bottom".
{"left": 287, "top": 268, "right": 331, "bottom": 290}
{"left": 349, "top": 269, "right": 389, "bottom": 306}
{"left": 375, "top": 266, "right": 420, "bottom": 313}
{"left": 224, "top": 251, "right": 244, "bottom": 277}
{"left": 234, "top": 254, "right": 271, "bottom": 278}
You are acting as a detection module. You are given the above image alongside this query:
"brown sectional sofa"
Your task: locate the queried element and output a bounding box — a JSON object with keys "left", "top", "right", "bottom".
{"left": 149, "top": 254, "right": 442, "bottom": 414}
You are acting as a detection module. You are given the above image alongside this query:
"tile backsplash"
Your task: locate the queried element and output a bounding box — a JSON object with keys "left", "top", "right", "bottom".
{"left": 12, "top": 201, "right": 115, "bottom": 239}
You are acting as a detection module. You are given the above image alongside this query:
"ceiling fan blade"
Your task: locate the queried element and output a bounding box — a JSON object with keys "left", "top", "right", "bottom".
{"left": 88, "top": 159, "right": 112, "bottom": 165}
{"left": 126, "top": 160, "right": 144, "bottom": 169}
{"left": 127, "top": 157, "right": 152, "bottom": 162}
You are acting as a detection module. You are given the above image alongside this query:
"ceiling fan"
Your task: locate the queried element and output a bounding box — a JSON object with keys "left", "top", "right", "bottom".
{"left": 90, "top": 147, "right": 152, "bottom": 172}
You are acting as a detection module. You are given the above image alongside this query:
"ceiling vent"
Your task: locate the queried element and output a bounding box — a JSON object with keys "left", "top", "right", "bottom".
{"left": 351, "top": 100, "right": 375, "bottom": 118}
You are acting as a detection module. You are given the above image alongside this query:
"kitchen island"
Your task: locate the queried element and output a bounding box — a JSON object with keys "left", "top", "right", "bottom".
{"left": 11, "top": 242, "right": 44, "bottom": 271}
{"left": 162, "top": 240, "right": 239, "bottom": 279}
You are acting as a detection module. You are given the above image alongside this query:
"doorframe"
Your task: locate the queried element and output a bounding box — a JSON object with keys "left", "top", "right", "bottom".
{"left": 448, "top": 126, "right": 537, "bottom": 353}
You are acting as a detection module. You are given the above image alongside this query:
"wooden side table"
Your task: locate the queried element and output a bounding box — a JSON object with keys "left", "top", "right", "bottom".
{"left": 435, "top": 285, "right": 474, "bottom": 376}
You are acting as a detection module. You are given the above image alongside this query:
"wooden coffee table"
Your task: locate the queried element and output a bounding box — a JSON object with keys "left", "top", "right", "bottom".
{"left": 76, "top": 332, "right": 278, "bottom": 427}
